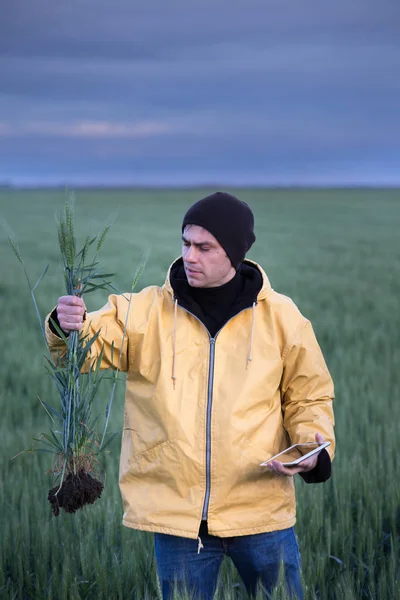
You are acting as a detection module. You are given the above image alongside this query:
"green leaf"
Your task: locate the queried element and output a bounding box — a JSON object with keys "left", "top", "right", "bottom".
{"left": 32, "top": 437, "right": 60, "bottom": 451}
{"left": 79, "top": 262, "right": 100, "bottom": 272}
{"left": 98, "top": 431, "right": 121, "bottom": 453}
{"left": 76, "top": 331, "right": 102, "bottom": 370}
{"left": 103, "top": 281, "right": 130, "bottom": 299}
{"left": 32, "top": 264, "right": 50, "bottom": 292}
{"left": 39, "top": 398, "right": 62, "bottom": 422}
{"left": 33, "top": 434, "right": 61, "bottom": 452}
{"left": 82, "top": 282, "right": 112, "bottom": 294}
{"left": 45, "top": 430, "right": 64, "bottom": 453}
{"left": 49, "top": 318, "right": 70, "bottom": 344}
{"left": 89, "top": 272, "right": 116, "bottom": 280}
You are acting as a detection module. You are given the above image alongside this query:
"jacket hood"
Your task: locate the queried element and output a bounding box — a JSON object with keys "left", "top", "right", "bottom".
{"left": 163, "top": 257, "right": 273, "bottom": 302}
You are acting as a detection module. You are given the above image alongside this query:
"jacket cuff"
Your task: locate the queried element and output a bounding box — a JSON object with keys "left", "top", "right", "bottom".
{"left": 299, "top": 449, "right": 331, "bottom": 484}
{"left": 48, "top": 308, "right": 70, "bottom": 338}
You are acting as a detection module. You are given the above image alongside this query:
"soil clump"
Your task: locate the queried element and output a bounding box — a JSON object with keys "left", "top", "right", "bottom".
{"left": 48, "top": 469, "right": 103, "bottom": 516}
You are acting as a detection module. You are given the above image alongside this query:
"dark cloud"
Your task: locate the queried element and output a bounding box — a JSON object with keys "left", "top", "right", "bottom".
{"left": 0, "top": 0, "right": 399, "bottom": 184}
{"left": 2, "top": 1, "right": 400, "bottom": 58}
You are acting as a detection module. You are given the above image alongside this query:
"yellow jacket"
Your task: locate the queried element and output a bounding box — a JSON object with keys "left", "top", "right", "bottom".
{"left": 45, "top": 259, "right": 335, "bottom": 539}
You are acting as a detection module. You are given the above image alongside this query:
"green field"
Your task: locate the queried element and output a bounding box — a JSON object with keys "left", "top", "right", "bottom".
{"left": 0, "top": 188, "right": 399, "bottom": 599}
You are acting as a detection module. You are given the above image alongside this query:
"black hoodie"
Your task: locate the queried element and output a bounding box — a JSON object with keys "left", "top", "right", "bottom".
{"left": 169, "top": 258, "right": 262, "bottom": 338}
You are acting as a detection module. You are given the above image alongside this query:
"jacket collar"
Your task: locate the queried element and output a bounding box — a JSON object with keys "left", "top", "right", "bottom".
{"left": 163, "top": 257, "right": 272, "bottom": 302}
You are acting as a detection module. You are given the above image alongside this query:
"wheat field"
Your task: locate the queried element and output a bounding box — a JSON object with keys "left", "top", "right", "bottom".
{"left": 0, "top": 188, "right": 399, "bottom": 599}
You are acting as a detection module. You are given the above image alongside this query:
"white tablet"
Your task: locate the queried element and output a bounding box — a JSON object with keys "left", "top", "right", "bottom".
{"left": 260, "top": 441, "right": 330, "bottom": 467}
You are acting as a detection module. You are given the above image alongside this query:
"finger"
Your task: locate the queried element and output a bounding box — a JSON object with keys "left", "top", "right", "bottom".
{"left": 271, "top": 466, "right": 301, "bottom": 477}
{"left": 266, "top": 461, "right": 301, "bottom": 477}
{"left": 58, "top": 295, "right": 86, "bottom": 308}
{"left": 294, "top": 456, "right": 318, "bottom": 473}
{"left": 59, "top": 319, "right": 84, "bottom": 331}
{"left": 58, "top": 314, "right": 85, "bottom": 325}
{"left": 296, "top": 457, "right": 317, "bottom": 469}
{"left": 58, "top": 305, "right": 85, "bottom": 317}
{"left": 315, "top": 432, "right": 326, "bottom": 444}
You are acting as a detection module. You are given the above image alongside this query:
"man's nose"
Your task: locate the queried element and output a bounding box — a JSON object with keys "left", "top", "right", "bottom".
{"left": 185, "top": 245, "right": 198, "bottom": 262}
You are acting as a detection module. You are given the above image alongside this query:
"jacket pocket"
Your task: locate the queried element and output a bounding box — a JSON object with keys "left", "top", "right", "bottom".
{"left": 130, "top": 439, "right": 171, "bottom": 463}
{"left": 127, "top": 439, "right": 176, "bottom": 479}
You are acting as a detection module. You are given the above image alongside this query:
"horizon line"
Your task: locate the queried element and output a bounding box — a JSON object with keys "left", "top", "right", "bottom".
{"left": 1, "top": 183, "right": 400, "bottom": 191}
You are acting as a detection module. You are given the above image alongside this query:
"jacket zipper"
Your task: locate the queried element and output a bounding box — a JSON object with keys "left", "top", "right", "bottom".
{"left": 174, "top": 300, "right": 256, "bottom": 521}
{"left": 202, "top": 336, "right": 216, "bottom": 519}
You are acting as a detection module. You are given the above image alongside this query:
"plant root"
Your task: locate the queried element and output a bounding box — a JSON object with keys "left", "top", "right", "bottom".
{"left": 48, "top": 469, "right": 103, "bottom": 516}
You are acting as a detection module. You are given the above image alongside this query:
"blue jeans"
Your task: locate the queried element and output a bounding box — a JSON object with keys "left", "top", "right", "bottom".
{"left": 155, "top": 522, "right": 303, "bottom": 599}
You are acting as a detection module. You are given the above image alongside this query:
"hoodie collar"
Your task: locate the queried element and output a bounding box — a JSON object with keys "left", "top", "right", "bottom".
{"left": 163, "top": 257, "right": 272, "bottom": 303}
{"left": 166, "top": 257, "right": 271, "bottom": 387}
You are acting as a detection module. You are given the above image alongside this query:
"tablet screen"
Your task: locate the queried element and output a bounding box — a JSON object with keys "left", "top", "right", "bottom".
{"left": 260, "top": 442, "right": 329, "bottom": 466}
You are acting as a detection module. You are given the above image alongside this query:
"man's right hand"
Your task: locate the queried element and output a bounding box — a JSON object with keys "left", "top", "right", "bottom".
{"left": 57, "top": 296, "right": 87, "bottom": 332}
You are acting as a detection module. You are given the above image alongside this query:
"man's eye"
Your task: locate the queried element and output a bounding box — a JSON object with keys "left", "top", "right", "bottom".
{"left": 200, "top": 248, "right": 210, "bottom": 252}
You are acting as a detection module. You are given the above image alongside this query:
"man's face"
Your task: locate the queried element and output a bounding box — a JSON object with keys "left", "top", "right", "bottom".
{"left": 182, "top": 225, "right": 235, "bottom": 288}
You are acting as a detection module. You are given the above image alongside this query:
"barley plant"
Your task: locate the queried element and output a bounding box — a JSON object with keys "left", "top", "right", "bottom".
{"left": 3, "top": 200, "right": 146, "bottom": 517}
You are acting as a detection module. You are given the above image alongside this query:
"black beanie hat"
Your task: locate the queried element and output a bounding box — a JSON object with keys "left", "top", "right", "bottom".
{"left": 182, "top": 191, "right": 256, "bottom": 270}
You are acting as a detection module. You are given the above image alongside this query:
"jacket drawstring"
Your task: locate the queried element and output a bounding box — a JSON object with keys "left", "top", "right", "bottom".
{"left": 172, "top": 298, "right": 178, "bottom": 389}
{"left": 246, "top": 302, "right": 256, "bottom": 369}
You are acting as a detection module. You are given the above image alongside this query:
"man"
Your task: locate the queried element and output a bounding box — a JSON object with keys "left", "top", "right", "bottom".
{"left": 46, "top": 192, "right": 335, "bottom": 599}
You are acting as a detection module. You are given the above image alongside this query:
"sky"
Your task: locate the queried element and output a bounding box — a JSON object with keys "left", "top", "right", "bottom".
{"left": 1, "top": 0, "right": 399, "bottom": 186}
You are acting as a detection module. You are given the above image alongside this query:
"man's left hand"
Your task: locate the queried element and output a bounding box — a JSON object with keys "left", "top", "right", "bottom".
{"left": 266, "top": 433, "right": 325, "bottom": 477}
